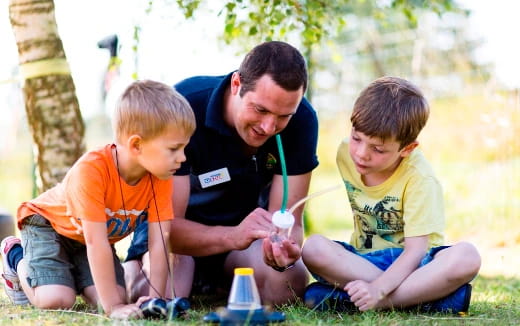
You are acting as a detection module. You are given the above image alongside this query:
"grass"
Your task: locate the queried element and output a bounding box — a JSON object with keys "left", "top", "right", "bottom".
{"left": 0, "top": 91, "right": 519, "bottom": 324}
{"left": 0, "top": 274, "right": 519, "bottom": 325}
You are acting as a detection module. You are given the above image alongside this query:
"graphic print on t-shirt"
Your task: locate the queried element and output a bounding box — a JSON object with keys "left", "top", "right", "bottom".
{"left": 105, "top": 208, "right": 147, "bottom": 239}
{"left": 344, "top": 180, "right": 403, "bottom": 249}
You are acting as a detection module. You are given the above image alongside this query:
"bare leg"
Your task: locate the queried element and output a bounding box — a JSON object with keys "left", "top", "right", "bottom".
{"left": 166, "top": 254, "right": 194, "bottom": 298}
{"left": 82, "top": 284, "right": 126, "bottom": 306}
{"left": 124, "top": 259, "right": 146, "bottom": 302}
{"left": 303, "top": 235, "right": 481, "bottom": 309}
{"left": 123, "top": 253, "right": 194, "bottom": 302}
{"left": 379, "top": 242, "right": 481, "bottom": 309}
{"left": 303, "top": 234, "right": 383, "bottom": 285}
{"left": 17, "top": 258, "right": 76, "bottom": 309}
{"left": 224, "top": 239, "right": 308, "bottom": 305}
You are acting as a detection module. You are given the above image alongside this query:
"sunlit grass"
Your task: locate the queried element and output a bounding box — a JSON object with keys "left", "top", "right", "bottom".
{"left": 1, "top": 274, "right": 518, "bottom": 325}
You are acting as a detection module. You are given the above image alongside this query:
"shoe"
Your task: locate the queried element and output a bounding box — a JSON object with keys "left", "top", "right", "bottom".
{"left": 1, "top": 236, "right": 29, "bottom": 305}
{"left": 420, "top": 283, "right": 472, "bottom": 314}
{"left": 304, "top": 282, "right": 355, "bottom": 312}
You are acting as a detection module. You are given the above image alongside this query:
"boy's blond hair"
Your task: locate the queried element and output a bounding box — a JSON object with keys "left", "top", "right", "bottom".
{"left": 351, "top": 76, "right": 429, "bottom": 149}
{"left": 113, "top": 80, "right": 196, "bottom": 141}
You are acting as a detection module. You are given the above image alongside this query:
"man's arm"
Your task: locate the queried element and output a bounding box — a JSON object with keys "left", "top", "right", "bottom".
{"left": 345, "top": 235, "right": 428, "bottom": 311}
{"left": 170, "top": 175, "right": 272, "bottom": 256}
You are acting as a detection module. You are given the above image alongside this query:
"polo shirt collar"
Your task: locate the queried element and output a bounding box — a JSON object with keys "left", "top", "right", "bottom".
{"left": 205, "top": 71, "right": 235, "bottom": 136}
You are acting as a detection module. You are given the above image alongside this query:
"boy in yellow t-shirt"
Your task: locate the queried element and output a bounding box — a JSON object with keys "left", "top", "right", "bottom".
{"left": 302, "top": 77, "right": 481, "bottom": 314}
{"left": 1, "top": 80, "right": 195, "bottom": 319}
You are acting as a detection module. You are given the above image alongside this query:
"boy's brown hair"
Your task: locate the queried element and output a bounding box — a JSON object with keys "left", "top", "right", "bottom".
{"left": 114, "top": 80, "right": 196, "bottom": 141}
{"left": 351, "top": 76, "right": 429, "bottom": 149}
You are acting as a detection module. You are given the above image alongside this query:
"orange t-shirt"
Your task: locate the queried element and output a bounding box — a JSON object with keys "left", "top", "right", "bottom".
{"left": 17, "top": 144, "right": 174, "bottom": 244}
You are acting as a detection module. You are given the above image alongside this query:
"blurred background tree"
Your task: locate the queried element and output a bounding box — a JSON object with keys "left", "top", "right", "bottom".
{"left": 175, "top": 0, "right": 466, "bottom": 100}
{"left": 169, "top": 0, "right": 494, "bottom": 232}
{"left": 9, "top": 0, "right": 85, "bottom": 193}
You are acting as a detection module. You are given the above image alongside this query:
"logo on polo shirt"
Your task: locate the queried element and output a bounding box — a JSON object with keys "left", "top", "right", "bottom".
{"left": 198, "top": 167, "right": 231, "bottom": 188}
{"left": 266, "top": 153, "right": 277, "bottom": 170}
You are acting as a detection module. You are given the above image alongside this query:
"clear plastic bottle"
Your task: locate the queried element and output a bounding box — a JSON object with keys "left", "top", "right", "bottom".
{"left": 270, "top": 210, "right": 295, "bottom": 244}
{"left": 227, "top": 267, "right": 262, "bottom": 310}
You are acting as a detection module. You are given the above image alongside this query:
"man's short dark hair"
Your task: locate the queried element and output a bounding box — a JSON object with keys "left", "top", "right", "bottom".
{"left": 238, "top": 41, "right": 308, "bottom": 97}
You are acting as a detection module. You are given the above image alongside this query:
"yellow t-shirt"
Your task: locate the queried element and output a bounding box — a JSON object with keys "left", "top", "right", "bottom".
{"left": 336, "top": 139, "right": 444, "bottom": 253}
{"left": 17, "top": 144, "right": 174, "bottom": 244}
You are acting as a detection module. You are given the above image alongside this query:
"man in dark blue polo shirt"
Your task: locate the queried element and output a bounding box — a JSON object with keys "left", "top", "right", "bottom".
{"left": 124, "top": 41, "right": 319, "bottom": 305}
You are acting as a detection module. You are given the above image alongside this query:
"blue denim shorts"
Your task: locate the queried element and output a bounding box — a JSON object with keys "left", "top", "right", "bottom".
{"left": 312, "top": 241, "right": 449, "bottom": 283}
{"left": 126, "top": 219, "right": 149, "bottom": 262}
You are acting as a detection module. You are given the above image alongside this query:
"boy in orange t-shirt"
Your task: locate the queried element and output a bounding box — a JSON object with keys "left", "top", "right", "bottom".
{"left": 1, "top": 80, "right": 195, "bottom": 319}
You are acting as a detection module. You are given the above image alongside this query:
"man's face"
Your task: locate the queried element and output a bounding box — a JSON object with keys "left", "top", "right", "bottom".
{"left": 228, "top": 73, "right": 303, "bottom": 148}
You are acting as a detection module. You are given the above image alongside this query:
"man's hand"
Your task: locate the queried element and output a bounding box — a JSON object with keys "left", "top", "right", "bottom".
{"left": 262, "top": 237, "right": 301, "bottom": 270}
{"left": 345, "top": 280, "right": 385, "bottom": 311}
{"left": 229, "top": 208, "right": 272, "bottom": 250}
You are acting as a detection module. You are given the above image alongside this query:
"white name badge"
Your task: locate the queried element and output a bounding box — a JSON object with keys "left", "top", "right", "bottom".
{"left": 198, "top": 167, "right": 231, "bottom": 188}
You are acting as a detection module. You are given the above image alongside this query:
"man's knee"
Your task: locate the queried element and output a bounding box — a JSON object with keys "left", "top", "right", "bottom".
{"left": 255, "top": 260, "right": 308, "bottom": 304}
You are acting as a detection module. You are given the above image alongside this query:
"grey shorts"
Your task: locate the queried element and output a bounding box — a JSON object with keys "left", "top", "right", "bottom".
{"left": 20, "top": 214, "right": 125, "bottom": 293}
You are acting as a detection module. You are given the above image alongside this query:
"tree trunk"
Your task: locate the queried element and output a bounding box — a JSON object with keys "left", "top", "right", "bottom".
{"left": 9, "top": 0, "right": 85, "bottom": 194}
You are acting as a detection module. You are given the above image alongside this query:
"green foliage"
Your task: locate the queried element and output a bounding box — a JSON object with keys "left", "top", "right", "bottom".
{"left": 171, "top": 0, "right": 471, "bottom": 104}
{"left": 175, "top": 0, "right": 462, "bottom": 52}
{"left": 176, "top": 0, "right": 201, "bottom": 18}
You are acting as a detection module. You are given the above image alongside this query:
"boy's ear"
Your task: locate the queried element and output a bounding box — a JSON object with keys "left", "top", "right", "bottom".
{"left": 127, "top": 134, "right": 143, "bottom": 153}
{"left": 400, "top": 141, "right": 418, "bottom": 157}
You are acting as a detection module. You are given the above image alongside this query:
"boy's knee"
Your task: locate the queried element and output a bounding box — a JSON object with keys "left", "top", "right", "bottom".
{"left": 457, "top": 242, "right": 481, "bottom": 274}
{"left": 442, "top": 242, "right": 481, "bottom": 282}
{"left": 33, "top": 292, "right": 76, "bottom": 309}
{"left": 302, "top": 234, "right": 329, "bottom": 265}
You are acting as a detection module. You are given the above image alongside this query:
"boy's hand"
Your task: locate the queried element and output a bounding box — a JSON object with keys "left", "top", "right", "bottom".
{"left": 262, "top": 237, "right": 301, "bottom": 270}
{"left": 345, "top": 280, "right": 384, "bottom": 311}
{"left": 109, "top": 303, "right": 144, "bottom": 319}
{"left": 69, "top": 217, "right": 83, "bottom": 235}
{"left": 109, "top": 296, "right": 152, "bottom": 319}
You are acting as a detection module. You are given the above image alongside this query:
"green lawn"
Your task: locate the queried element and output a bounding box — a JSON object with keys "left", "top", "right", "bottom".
{"left": 0, "top": 274, "right": 518, "bottom": 325}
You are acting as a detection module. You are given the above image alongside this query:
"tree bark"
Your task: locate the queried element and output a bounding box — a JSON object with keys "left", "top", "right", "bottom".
{"left": 9, "top": 0, "right": 85, "bottom": 193}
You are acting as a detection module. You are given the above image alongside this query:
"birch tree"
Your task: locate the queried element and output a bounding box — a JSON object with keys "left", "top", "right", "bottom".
{"left": 9, "top": 0, "right": 85, "bottom": 193}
